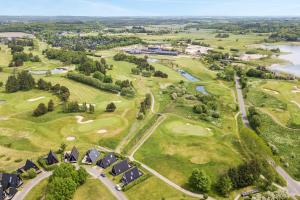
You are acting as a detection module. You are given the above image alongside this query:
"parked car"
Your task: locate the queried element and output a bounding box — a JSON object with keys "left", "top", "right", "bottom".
{"left": 115, "top": 184, "right": 122, "bottom": 191}
{"left": 100, "top": 173, "right": 106, "bottom": 177}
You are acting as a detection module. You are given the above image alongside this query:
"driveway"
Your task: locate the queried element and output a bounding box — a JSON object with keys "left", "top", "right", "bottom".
{"left": 85, "top": 166, "right": 128, "bottom": 200}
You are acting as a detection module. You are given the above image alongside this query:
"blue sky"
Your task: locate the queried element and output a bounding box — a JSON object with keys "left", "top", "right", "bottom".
{"left": 0, "top": 0, "right": 300, "bottom": 16}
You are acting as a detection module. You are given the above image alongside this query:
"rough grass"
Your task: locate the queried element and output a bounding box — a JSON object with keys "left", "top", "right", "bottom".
{"left": 258, "top": 113, "right": 300, "bottom": 180}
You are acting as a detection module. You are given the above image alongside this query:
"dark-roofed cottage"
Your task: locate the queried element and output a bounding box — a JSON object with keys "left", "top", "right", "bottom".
{"left": 17, "top": 160, "right": 41, "bottom": 174}
{"left": 111, "top": 159, "right": 131, "bottom": 176}
{"left": 46, "top": 150, "right": 59, "bottom": 165}
{"left": 65, "top": 146, "right": 79, "bottom": 163}
{"left": 83, "top": 149, "right": 100, "bottom": 164}
{"left": 0, "top": 173, "right": 22, "bottom": 200}
{"left": 96, "top": 152, "right": 117, "bottom": 169}
{"left": 121, "top": 167, "right": 142, "bottom": 185}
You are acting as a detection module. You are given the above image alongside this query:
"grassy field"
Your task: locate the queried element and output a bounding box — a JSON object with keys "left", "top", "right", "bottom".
{"left": 24, "top": 178, "right": 49, "bottom": 200}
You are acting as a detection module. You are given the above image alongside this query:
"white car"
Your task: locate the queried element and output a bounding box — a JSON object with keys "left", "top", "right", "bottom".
{"left": 115, "top": 184, "right": 122, "bottom": 191}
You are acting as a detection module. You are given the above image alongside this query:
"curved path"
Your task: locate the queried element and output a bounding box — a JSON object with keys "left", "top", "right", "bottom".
{"left": 85, "top": 166, "right": 128, "bottom": 200}
{"left": 235, "top": 75, "right": 300, "bottom": 198}
{"left": 14, "top": 171, "right": 52, "bottom": 200}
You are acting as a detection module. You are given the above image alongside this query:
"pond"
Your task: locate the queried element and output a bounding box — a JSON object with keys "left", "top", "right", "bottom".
{"left": 196, "top": 86, "right": 208, "bottom": 94}
{"left": 177, "top": 69, "right": 199, "bottom": 82}
{"left": 29, "top": 67, "right": 71, "bottom": 75}
{"left": 266, "top": 44, "right": 300, "bottom": 77}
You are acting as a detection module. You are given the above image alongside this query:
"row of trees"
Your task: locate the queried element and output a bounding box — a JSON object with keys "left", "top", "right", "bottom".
{"left": 67, "top": 72, "right": 135, "bottom": 97}
{"left": 45, "top": 163, "right": 88, "bottom": 200}
{"left": 9, "top": 52, "right": 41, "bottom": 67}
{"left": 114, "top": 53, "right": 168, "bottom": 78}
{"left": 45, "top": 34, "right": 143, "bottom": 51}
{"left": 137, "top": 94, "right": 152, "bottom": 120}
{"left": 7, "top": 38, "right": 40, "bottom": 67}
{"left": 62, "top": 102, "right": 95, "bottom": 113}
{"left": 5, "top": 72, "right": 70, "bottom": 102}
{"left": 33, "top": 100, "right": 54, "bottom": 117}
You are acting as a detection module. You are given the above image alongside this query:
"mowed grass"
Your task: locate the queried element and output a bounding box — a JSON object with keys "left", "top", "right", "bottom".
{"left": 24, "top": 177, "right": 116, "bottom": 200}
{"left": 74, "top": 178, "right": 116, "bottom": 200}
{"left": 125, "top": 176, "right": 197, "bottom": 200}
{"left": 247, "top": 79, "right": 300, "bottom": 127}
{"left": 24, "top": 178, "right": 49, "bottom": 200}
{"left": 0, "top": 44, "right": 12, "bottom": 67}
{"left": 135, "top": 115, "right": 244, "bottom": 188}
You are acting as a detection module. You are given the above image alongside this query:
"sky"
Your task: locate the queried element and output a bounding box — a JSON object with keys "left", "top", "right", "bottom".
{"left": 0, "top": 0, "right": 300, "bottom": 17}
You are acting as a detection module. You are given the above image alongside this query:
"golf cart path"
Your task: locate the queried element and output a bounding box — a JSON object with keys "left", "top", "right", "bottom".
{"left": 85, "top": 166, "right": 128, "bottom": 200}
{"left": 235, "top": 75, "right": 300, "bottom": 198}
{"left": 115, "top": 90, "right": 155, "bottom": 154}
{"left": 129, "top": 114, "right": 166, "bottom": 159}
{"left": 14, "top": 171, "right": 52, "bottom": 200}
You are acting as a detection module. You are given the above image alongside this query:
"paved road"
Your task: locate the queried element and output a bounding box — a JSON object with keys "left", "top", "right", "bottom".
{"left": 234, "top": 76, "right": 249, "bottom": 127}
{"left": 274, "top": 165, "right": 300, "bottom": 197}
{"left": 235, "top": 75, "right": 300, "bottom": 198}
{"left": 14, "top": 171, "right": 52, "bottom": 200}
{"left": 85, "top": 166, "right": 128, "bottom": 200}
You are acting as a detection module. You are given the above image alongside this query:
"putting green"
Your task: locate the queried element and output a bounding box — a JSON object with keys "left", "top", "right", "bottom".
{"left": 164, "top": 120, "right": 213, "bottom": 137}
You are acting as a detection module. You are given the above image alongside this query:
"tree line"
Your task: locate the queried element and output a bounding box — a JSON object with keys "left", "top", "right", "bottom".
{"left": 113, "top": 53, "right": 168, "bottom": 78}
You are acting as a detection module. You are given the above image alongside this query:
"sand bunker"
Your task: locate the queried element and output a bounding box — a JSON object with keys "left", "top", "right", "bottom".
{"left": 112, "top": 101, "right": 122, "bottom": 103}
{"left": 27, "top": 96, "right": 45, "bottom": 102}
{"left": 292, "top": 86, "right": 300, "bottom": 93}
{"left": 0, "top": 116, "right": 9, "bottom": 121}
{"left": 263, "top": 88, "right": 279, "bottom": 95}
{"left": 291, "top": 101, "right": 300, "bottom": 109}
{"left": 75, "top": 116, "right": 94, "bottom": 124}
{"left": 78, "top": 103, "right": 96, "bottom": 109}
{"left": 66, "top": 136, "right": 76, "bottom": 141}
{"left": 97, "top": 129, "right": 107, "bottom": 134}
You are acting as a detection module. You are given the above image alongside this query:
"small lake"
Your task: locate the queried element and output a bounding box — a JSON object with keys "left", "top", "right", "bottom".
{"left": 30, "top": 67, "right": 70, "bottom": 75}
{"left": 178, "top": 69, "right": 199, "bottom": 82}
{"left": 196, "top": 86, "right": 208, "bottom": 94}
{"left": 266, "top": 44, "right": 300, "bottom": 76}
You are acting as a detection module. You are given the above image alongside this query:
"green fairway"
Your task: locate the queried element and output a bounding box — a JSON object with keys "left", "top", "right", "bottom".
{"left": 135, "top": 115, "right": 244, "bottom": 188}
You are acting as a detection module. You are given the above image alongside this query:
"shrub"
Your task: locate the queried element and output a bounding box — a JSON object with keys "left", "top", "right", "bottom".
{"left": 106, "top": 102, "right": 116, "bottom": 112}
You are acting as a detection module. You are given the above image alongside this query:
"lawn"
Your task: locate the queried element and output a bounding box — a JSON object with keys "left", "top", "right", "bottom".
{"left": 125, "top": 176, "right": 197, "bottom": 200}
{"left": 24, "top": 177, "right": 117, "bottom": 200}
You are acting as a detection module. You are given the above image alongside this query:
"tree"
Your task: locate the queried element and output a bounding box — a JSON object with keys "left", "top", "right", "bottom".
{"left": 216, "top": 175, "right": 232, "bottom": 197}
{"left": 189, "top": 169, "right": 211, "bottom": 193}
{"left": 5, "top": 75, "right": 19, "bottom": 93}
{"left": 37, "top": 78, "right": 48, "bottom": 90}
{"left": 46, "top": 177, "right": 77, "bottom": 200}
{"left": 17, "top": 71, "right": 35, "bottom": 91}
{"left": 106, "top": 102, "right": 116, "bottom": 112}
{"left": 76, "top": 167, "right": 88, "bottom": 185}
{"left": 48, "top": 100, "right": 54, "bottom": 112}
{"left": 33, "top": 103, "right": 48, "bottom": 117}
{"left": 89, "top": 104, "right": 95, "bottom": 113}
